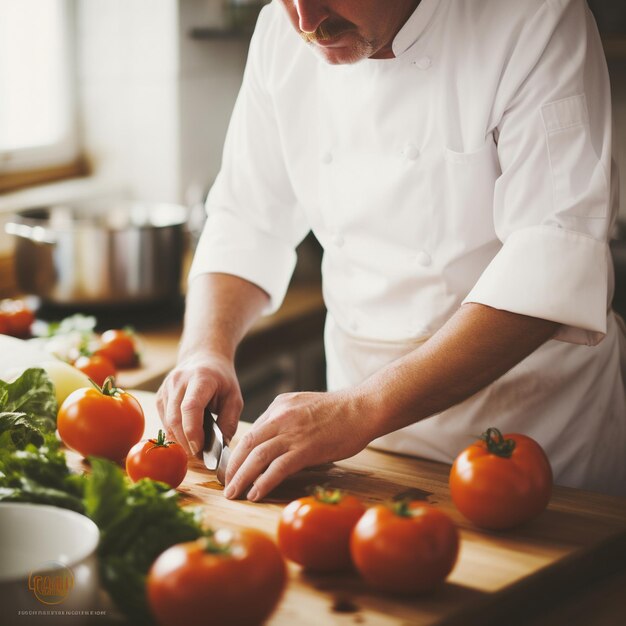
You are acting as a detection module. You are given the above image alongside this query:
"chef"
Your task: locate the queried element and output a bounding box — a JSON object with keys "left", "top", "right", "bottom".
{"left": 157, "top": 0, "right": 626, "bottom": 499}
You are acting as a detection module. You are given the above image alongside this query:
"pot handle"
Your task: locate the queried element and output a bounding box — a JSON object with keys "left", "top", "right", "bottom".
{"left": 4, "top": 222, "right": 56, "bottom": 245}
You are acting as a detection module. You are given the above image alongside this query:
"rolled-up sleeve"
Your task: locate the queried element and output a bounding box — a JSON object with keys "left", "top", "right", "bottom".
{"left": 463, "top": 0, "right": 615, "bottom": 346}
{"left": 188, "top": 6, "right": 310, "bottom": 314}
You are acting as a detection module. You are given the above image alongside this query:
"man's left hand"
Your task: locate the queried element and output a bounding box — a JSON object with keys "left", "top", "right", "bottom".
{"left": 223, "top": 389, "right": 373, "bottom": 501}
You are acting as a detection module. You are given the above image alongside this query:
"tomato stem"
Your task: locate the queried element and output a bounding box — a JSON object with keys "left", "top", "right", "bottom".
{"left": 310, "top": 485, "right": 344, "bottom": 505}
{"left": 200, "top": 535, "right": 232, "bottom": 556}
{"left": 149, "top": 429, "right": 176, "bottom": 450}
{"left": 480, "top": 427, "right": 516, "bottom": 457}
{"left": 392, "top": 499, "right": 417, "bottom": 518}
{"left": 90, "top": 375, "right": 121, "bottom": 397}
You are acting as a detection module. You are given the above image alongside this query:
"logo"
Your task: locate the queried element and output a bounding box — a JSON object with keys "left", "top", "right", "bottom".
{"left": 28, "top": 561, "right": 74, "bottom": 605}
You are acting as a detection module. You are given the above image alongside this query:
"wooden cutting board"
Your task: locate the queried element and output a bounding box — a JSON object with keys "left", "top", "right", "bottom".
{"left": 65, "top": 391, "right": 626, "bottom": 626}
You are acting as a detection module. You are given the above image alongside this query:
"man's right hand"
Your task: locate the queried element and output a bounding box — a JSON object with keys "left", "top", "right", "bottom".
{"left": 156, "top": 352, "right": 244, "bottom": 457}
{"left": 156, "top": 272, "right": 270, "bottom": 457}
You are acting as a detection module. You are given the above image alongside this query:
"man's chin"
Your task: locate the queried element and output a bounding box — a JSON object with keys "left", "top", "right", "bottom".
{"left": 308, "top": 42, "right": 372, "bottom": 65}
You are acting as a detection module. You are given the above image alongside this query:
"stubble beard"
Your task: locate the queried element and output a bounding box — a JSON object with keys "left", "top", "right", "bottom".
{"left": 299, "top": 22, "right": 378, "bottom": 65}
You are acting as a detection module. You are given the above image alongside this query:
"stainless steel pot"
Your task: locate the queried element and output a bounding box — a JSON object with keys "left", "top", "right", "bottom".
{"left": 5, "top": 200, "right": 188, "bottom": 306}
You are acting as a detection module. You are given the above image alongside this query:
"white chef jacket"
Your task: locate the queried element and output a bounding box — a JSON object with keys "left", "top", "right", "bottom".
{"left": 190, "top": 0, "right": 626, "bottom": 496}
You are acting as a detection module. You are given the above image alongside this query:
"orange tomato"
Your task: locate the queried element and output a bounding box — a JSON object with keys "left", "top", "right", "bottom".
{"left": 278, "top": 487, "right": 366, "bottom": 572}
{"left": 126, "top": 430, "right": 188, "bottom": 489}
{"left": 351, "top": 501, "right": 459, "bottom": 595}
{"left": 449, "top": 427, "right": 553, "bottom": 530}
{"left": 0, "top": 299, "right": 35, "bottom": 337}
{"left": 73, "top": 354, "right": 117, "bottom": 387}
{"left": 57, "top": 377, "right": 144, "bottom": 461}
{"left": 95, "top": 329, "right": 138, "bottom": 368}
{"left": 147, "top": 529, "right": 287, "bottom": 626}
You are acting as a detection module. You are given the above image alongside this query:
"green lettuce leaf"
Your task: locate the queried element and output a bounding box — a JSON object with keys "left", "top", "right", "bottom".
{"left": 0, "top": 412, "right": 45, "bottom": 448}
{"left": 0, "top": 430, "right": 85, "bottom": 513}
{"left": 0, "top": 367, "right": 58, "bottom": 430}
{"left": 85, "top": 458, "right": 203, "bottom": 625}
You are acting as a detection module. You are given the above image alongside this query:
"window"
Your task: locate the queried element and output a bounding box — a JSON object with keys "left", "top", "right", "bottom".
{"left": 0, "top": 0, "right": 83, "bottom": 190}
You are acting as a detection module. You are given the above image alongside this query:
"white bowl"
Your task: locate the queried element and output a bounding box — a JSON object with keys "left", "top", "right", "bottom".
{"left": 0, "top": 503, "right": 101, "bottom": 626}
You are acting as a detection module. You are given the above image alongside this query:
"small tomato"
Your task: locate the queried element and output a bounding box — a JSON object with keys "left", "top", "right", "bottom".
{"left": 278, "top": 486, "right": 366, "bottom": 572}
{"left": 0, "top": 299, "right": 35, "bottom": 337}
{"left": 126, "top": 429, "right": 188, "bottom": 489}
{"left": 95, "top": 329, "right": 138, "bottom": 368}
{"left": 351, "top": 501, "right": 459, "bottom": 594}
{"left": 74, "top": 354, "right": 117, "bottom": 387}
{"left": 147, "top": 529, "right": 287, "bottom": 626}
{"left": 57, "top": 377, "right": 144, "bottom": 461}
{"left": 449, "top": 427, "right": 553, "bottom": 530}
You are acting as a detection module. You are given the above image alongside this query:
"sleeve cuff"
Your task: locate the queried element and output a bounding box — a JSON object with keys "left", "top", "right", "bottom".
{"left": 462, "top": 225, "right": 608, "bottom": 346}
{"left": 188, "top": 208, "right": 298, "bottom": 315}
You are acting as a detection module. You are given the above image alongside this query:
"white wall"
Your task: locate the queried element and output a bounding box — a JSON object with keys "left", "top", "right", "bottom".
{"left": 177, "top": 0, "right": 249, "bottom": 203}
{"left": 76, "top": 0, "right": 249, "bottom": 204}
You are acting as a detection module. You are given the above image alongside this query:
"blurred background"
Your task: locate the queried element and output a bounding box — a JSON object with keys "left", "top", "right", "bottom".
{"left": 0, "top": 0, "right": 624, "bottom": 414}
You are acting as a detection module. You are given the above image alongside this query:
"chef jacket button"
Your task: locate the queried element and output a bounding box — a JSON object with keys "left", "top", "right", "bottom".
{"left": 414, "top": 56, "right": 432, "bottom": 70}
{"left": 417, "top": 250, "right": 432, "bottom": 266}
{"left": 322, "top": 152, "right": 333, "bottom": 164}
{"left": 332, "top": 234, "right": 345, "bottom": 248}
{"left": 404, "top": 143, "right": 420, "bottom": 161}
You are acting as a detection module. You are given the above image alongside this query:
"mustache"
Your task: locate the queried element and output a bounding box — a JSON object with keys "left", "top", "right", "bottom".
{"left": 300, "top": 19, "right": 355, "bottom": 43}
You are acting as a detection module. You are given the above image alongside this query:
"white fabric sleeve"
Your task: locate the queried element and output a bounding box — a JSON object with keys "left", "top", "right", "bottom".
{"left": 463, "top": 0, "right": 616, "bottom": 346}
{"left": 188, "top": 5, "right": 310, "bottom": 314}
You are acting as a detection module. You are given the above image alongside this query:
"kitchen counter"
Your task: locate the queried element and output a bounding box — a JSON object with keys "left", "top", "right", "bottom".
{"left": 115, "top": 282, "right": 326, "bottom": 392}
{"left": 64, "top": 392, "right": 626, "bottom": 626}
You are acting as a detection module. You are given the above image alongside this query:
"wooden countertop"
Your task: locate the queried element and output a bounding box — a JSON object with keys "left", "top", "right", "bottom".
{"left": 116, "top": 283, "right": 325, "bottom": 392}
{"left": 65, "top": 391, "right": 626, "bottom": 626}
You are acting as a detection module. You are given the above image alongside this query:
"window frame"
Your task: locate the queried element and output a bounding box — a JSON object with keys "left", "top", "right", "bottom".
{"left": 0, "top": 0, "right": 85, "bottom": 192}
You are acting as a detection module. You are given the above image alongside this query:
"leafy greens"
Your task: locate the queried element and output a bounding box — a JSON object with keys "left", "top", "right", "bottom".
{"left": 85, "top": 458, "right": 203, "bottom": 624}
{"left": 0, "top": 367, "right": 204, "bottom": 625}
{"left": 0, "top": 368, "right": 83, "bottom": 510}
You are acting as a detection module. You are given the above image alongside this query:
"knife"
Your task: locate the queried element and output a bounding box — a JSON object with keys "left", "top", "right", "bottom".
{"left": 202, "top": 412, "right": 231, "bottom": 485}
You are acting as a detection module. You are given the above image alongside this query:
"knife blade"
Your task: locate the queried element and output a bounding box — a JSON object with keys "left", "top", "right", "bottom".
{"left": 202, "top": 412, "right": 223, "bottom": 472}
{"left": 216, "top": 443, "right": 231, "bottom": 486}
{"left": 202, "top": 412, "right": 231, "bottom": 485}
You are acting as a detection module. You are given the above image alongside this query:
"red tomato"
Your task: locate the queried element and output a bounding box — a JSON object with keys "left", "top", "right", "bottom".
{"left": 147, "top": 529, "right": 287, "bottom": 626}
{"left": 0, "top": 299, "right": 35, "bottom": 337}
{"left": 278, "top": 487, "right": 366, "bottom": 572}
{"left": 0, "top": 313, "right": 9, "bottom": 334}
{"left": 57, "top": 377, "right": 145, "bottom": 461}
{"left": 126, "top": 429, "right": 188, "bottom": 489}
{"left": 350, "top": 501, "right": 459, "bottom": 594}
{"left": 449, "top": 427, "right": 553, "bottom": 530}
{"left": 95, "top": 329, "right": 138, "bottom": 368}
{"left": 73, "top": 354, "right": 117, "bottom": 387}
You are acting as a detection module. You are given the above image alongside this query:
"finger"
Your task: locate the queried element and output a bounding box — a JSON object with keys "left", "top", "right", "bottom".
{"left": 215, "top": 387, "right": 244, "bottom": 443}
{"left": 165, "top": 416, "right": 189, "bottom": 455}
{"left": 223, "top": 411, "right": 279, "bottom": 486}
{"left": 156, "top": 375, "right": 178, "bottom": 429}
{"left": 158, "top": 376, "right": 180, "bottom": 436}
{"left": 246, "top": 451, "right": 303, "bottom": 502}
{"left": 224, "top": 437, "right": 285, "bottom": 500}
{"left": 225, "top": 442, "right": 279, "bottom": 499}
{"left": 181, "top": 377, "right": 217, "bottom": 455}
{"left": 163, "top": 381, "right": 193, "bottom": 455}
